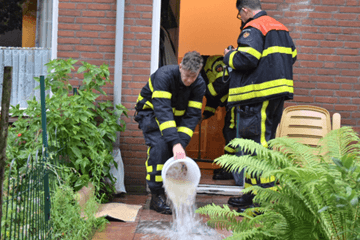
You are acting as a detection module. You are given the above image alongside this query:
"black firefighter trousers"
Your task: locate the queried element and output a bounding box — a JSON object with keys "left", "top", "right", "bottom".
{"left": 223, "top": 97, "right": 284, "bottom": 190}
{"left": 135, "top": 111, "right": 173, "bottom": 195}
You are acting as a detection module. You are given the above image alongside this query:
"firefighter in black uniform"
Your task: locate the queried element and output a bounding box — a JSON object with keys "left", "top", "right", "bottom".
{"left": 200, "top": 55, "right": 244, "bottom": 182}
{"left": 223, "top": 0, "right": 297, "bottom": 212}
{"left": 134, "top": 51, "right": 205, "bottom": 215}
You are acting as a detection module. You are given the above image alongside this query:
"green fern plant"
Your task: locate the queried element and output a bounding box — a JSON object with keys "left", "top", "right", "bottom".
{"left": 196, "top": 126, "right": 360, "bottom": 240}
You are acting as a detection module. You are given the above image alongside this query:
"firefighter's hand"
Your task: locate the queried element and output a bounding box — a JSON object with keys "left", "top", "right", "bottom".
{"left": 224, "top": 45, "right": 234, "bottom": 55}
{"left": 173, "top": 143, "right": 186, "bottom": 160}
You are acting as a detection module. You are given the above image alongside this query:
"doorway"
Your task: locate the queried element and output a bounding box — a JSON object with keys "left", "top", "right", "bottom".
{"left": 151, "top": 0, "right": 243, "bottom": 194}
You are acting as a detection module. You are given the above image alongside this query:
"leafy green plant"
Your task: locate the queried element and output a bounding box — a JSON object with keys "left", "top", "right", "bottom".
{"left": 196, "top": 126, "right": 360, "bottom": 240}
{"left": 6, "top": 58, "right": 128, "bottom": 202}
{"left": 47, "top": 162, "right": 108, "bottom": 240}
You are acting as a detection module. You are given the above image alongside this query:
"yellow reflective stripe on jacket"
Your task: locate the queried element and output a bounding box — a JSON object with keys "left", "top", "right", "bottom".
{"left": 260, "top": 101, "right": 269, "bottom": 148}
{"left": 221, "top": 94, "right": 228, "bottom": 103}
{"left": 177, "top": 126, "right": 193, "bottom": 138}
{"left": 188, "top": 101, "right": 202, "bottom": 109}
{"left": 149, "top": 77, "right": 154, "bottom": 92}
{"left": 152, "top": 91, "right": 172, "bottom": 99}
{"left": 204, "top": 106, "right": 216, "bottom": 113}
{"left": 293, "top": 48, "right": 297, "bottom": 58}
{"left": 173, "top": 108, "right": 185, "bottom": 116}
{"left": 144, "top": 101, "right": 153, "bottom": 110}
{"left": 228, "top": 51, "right": 237, "bottom": 69}
{"left": 159, "top": 120, "right": 176, "bottom": 131}
{"left": 262, "top": 46, "right": 294, "bottom": 58}
{"left": 208, "top": 83, "right": 217, "bottom": 96}
{"left": 238, "top": 46, "right": 262, "bottom": 60}
{"left": 229, "top": 79, "right": 293, "bottom": 102}
{"left": 136, "top": 94, "right": 143, "bottom": 103}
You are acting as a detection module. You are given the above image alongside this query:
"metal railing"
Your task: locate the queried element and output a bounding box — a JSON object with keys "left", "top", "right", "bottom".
{"left": 1, "top": 76, "right": 64, "bottom": 240}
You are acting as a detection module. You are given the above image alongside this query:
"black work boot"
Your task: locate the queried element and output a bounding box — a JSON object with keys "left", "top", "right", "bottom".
{"left": 213, "top": 168, "right": 234, "bottom": 180}
{"left": 237, "top": 203, "right": 262, "bottom": 216}
{"left": 150, "top": 193, "right": 172, "bottom": 215}
{"left": 228, "top": 193, "right": 254, "bottom": 207}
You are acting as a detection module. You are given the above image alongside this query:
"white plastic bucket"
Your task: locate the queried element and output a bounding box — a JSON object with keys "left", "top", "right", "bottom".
{"left": 162, "top": 157, "right": 201, "bottom": 188}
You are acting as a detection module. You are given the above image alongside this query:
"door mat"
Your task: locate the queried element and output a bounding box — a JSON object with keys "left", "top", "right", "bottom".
{"left": 76, "top": 183, "right": 142, "bottom": 222}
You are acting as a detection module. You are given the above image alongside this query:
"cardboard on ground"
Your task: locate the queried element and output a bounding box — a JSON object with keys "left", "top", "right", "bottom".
{"left": 76, "top": 183, "right": 142, "bottom": 222}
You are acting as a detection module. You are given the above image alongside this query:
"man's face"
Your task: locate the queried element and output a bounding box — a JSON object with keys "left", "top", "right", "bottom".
{"left": 179, "top": 64, "right": 201, "bottom": 87}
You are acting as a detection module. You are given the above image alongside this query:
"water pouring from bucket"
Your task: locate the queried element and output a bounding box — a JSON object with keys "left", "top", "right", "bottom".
{"left": 162, "top": 157, "right": 202, "bottom": 232}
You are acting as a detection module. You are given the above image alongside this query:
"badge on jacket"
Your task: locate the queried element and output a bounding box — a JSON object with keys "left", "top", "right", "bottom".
{"left": 243, "top": 32, "right": 250, "bottom": 38}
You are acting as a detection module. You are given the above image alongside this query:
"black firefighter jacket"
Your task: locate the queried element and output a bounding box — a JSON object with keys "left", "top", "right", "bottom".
{"left": 135, "top": 65, "right": 206, "bottom": 148}
{"left": 224, "top": 11, "right": 297, "bottom": 108}
{"left": 201, "top": 55, "right": 230, "bottom": 120}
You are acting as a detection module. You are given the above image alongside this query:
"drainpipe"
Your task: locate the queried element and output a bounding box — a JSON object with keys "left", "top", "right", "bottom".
{"left": 114, "top": 0, "right": 125, "bottom": 146}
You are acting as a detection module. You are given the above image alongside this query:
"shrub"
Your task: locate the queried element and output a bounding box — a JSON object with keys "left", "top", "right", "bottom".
{"left": 6, "top": 58, "right": 128, "bottom": 202}
{"left": 196, "top": 126, "right": 360, "bottom": 240}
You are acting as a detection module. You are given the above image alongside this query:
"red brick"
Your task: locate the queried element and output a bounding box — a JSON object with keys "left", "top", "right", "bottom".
{"left": 335, "top": 91, "right": 358, "bottom": 97}
{"left": 106, "top": 12, "right": 117, "bottom": 18}
{"left": 58, "top": 30, "right": 75, "bottom": 37}
{"left": 81, "top": 53, "right": 104, "bottom": 59}
{"left": 339, "top": 98, "right": 351, "bottom": 104}
{"left": 100, "top": 32, "right": 116, "bottom": 39}
{"left": 57, "top": 51, "right": 80, "bottom": 58}
{"left": 345, "top": 42, "right": 360, "bottom": 48}
{"left": 341, "top": 70, "right": 360, "bottom": 76}
{"left": 317, "top": 69, "right": 341, "bottom": 75}
{"left": 80, "top": 39, "right": 93, "bottom": 44}
{"left": 76, "top": 17, "right": 99, "bottom": 24}
{"left": 335, "top": 77, "right": 358, "bottom": 83}
{"left": 336, "top": 49, "right": 359, "bottom": 55}
{"left": 75, "top": 3, "right": 87, "bottom": 9}
{"left": 76, "top": 31, "right": 99, "bottom": 38}
{"left": 314, "top": 6, "right": 338, "bottom": 12}
{"left": 336, "top": 63, "right": 359, "bottom": 69}
{"left": 58, "top": 38, "right": 80, "bottom": 44}
{"left": 310, "top": 90, "right": 334, "bottom": 96}
{"left": 300, "top": 61, "right": 323, "bottom": 68}
{"left": 322, "top": 0, "right": 345, "bottom": 5}
{"left": 294, "top": 89, "right": 310, "bottom": 95}
{"left": 99, "top": 46, "right": 115, "bottom": 52}
{"left": 315, "top": 97, "right": 338, "bottom": 104}
{"left": 82, "top": 11, "right": 106, "bottom": 17}
{"left": 88, "top": 4, "right": 112, "bottom": 10}
{"left": 58, "top": 23, "right": 81, "bottom": 30}
{"left": 100, "top": 18, "right": 116, "bottom": 24}
{"left": 93, "top": 39, "right": 115, "bottom": 45}
{"left": 335, "top": 105, "right": 358, "bottom": 111}
{"left": 320, "top": 41, "right": 344, "bottom": 48}
{"left": 59, "top": 3, "right": 76, "bottom": 9}
{"left": 340, "top": 7, "right": 360, "bottom": 13}
{"left": 59, "top": 10, "right": 81, "bottom": 16}
{"left": 75, "top": 45, "right": 98, "bottom": 52}
{"left": 82, "top": 25, "right": 106, "bottom": 31}
{"left": 317, "top": 83, "right": 340, "bottom": 90}
{"left": 318, "top": 27, "right": 342, "bottom": 34}
{"left": 293, "top": 96, "right": 314, "bottom": 103}
{"left": 318, "top": 55, "right": 341, "bottom": 61}
{"left": 58, "top": 17, "right": 75, "bottom": 23}
{"left": 58, "top": 45, "right": 74, "bottom": 51}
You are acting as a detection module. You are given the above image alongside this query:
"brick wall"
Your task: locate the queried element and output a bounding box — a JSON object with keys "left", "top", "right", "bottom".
{"left": 57, "top": 0, "right": 117, "bottom": 102}
{"left": 262, "top": 0, "right": 360, "bottom": 131}
{"left": 57, "top": 0, "right": 360, "bottom": 194}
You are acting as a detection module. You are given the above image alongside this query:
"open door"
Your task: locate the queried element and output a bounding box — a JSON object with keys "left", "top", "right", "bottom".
{"left": 154, "top": 0, "right": 243, "bottom": 194}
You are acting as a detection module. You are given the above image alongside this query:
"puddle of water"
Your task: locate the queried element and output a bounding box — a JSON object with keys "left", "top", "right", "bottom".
{"left": 137, "top": 162, "right": 226, "bottom": 240}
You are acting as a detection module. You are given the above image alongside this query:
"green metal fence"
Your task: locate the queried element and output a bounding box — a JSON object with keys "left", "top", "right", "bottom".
{"left": 1, "top": 76, "right": 64, "bottom": 240}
